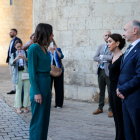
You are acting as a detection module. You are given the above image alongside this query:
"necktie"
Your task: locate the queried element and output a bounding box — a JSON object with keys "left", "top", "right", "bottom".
{"left": 123, "top": 44, "right": 133, "bottom": 61}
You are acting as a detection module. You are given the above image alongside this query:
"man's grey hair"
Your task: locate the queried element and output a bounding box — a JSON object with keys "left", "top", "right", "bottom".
{"left": 132, "top": 20, "right": 140, "bottom": 35}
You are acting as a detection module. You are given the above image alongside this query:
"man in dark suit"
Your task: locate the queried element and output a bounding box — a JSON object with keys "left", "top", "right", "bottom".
{"left": 6, "top": 29, "right": 20, "bottom": 94}
{"left": 117, "top": 20, "right": 140, "bottom": 140}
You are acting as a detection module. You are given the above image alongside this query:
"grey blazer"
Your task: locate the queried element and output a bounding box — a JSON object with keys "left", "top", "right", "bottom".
{"left": 10, "top": 51, "right": 28, "bottom": 84}
{"left": 94, "top": 44, "right": 113, "bottom": 77}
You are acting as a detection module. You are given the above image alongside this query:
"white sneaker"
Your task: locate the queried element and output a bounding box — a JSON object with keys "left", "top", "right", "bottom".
{"left": 57, "top": 107, "right": 61, "bottom": 109}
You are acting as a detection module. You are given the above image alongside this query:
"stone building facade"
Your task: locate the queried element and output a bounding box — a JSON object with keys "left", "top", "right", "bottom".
{"left": 0, "top": 0, "right": 33, "bottom": 64}
{"left": 33, "top": 0, "right": 140, "bottom": 102}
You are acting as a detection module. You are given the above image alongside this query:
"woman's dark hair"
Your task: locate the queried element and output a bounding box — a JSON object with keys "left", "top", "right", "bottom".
{"left": 14, "top": 39, "right": 23, "bottom": 46}
{"left": 30, "top": 33, "right": 35, "bottom": 39}
{"left": 52, "top": 38, "right": 57, "bottom": 46}
{"left": 34, "top": 23, "right": 53, "bottom": 47}
{"left": 109, "top": 33, "right": 126, "bottom": 50}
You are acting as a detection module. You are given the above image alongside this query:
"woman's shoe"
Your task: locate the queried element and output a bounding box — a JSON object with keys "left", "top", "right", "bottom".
{"left": 17, "top": 110, "right": 22, "bottom": 114}
{"left": 24, "top": 109, "right": 29, "bottom": 113}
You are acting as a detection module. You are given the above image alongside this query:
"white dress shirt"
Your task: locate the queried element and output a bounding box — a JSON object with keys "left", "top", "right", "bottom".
{"left": 99, "top": 43, "right": 108, "bottom": 69}
{"left": 9, "top": 37, "right": 16, "bottom": 57}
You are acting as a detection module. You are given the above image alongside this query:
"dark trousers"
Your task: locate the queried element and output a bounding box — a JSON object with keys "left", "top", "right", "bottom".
{"left": 122, "top": 102, "right": 140, "bottom": 140}
{"left": 51, "top": 72, "right": 64, "bottom": 107}
{"left": 109, "top": 83, "right": 125, "bottom": 140}
{"left": 98, "top": 68, "right": 111, "bottom": 111}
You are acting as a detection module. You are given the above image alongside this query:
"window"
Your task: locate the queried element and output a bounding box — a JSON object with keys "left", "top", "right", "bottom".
{"left": 10, "top": 0, "right": 13, "bottom": 5}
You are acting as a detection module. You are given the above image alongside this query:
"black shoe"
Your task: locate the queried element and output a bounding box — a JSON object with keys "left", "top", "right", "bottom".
{"left": 54, "top": 106, "right": 57, "bottom": 108}
{"left": 7, "top": 90, "right": 16, "bottom": 94}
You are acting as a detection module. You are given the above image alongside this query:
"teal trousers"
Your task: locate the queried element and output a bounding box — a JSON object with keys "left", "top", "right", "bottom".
{"left": 29, "top": 72, "right": 51, "bottom": 140}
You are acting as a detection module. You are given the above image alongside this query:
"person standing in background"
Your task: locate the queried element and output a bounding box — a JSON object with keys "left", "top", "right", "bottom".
{"left": 10, "top": 39, "right": 30, "bottom": 114}
{"left": 6, "top": 29, "right": 20, "bottom": 94}
{"left": 48, "top": 39, "right": 64, "bottom": 109}
{"left": 21, "top": 33, "right": 35, "bottom": 51}
{"left": 93, "top": 31, "right": 113, "bottom": 117}
{"left": 20, "top": 33, "right": 35, "bottom": 103}
{"left": 28, "top": 23, "right": 53, "bottom": 140}
{"left": 108, "top": 34, "right": 126, "bottom": 140}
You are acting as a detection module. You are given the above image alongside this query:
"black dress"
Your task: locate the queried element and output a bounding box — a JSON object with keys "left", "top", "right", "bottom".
{"left": 109, "top": 55, "right": 125, "bottom": 140}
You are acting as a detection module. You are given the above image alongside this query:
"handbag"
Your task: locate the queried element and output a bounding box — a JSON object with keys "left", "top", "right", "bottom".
{"left": 50, "top": 65, "right": 62, "bottom": 77}
{"left": 21, "top": 73, "right": 29, "bottom": 80}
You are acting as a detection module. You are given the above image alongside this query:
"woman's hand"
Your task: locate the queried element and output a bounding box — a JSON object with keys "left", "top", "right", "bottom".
{"left": 15, "top": 54, "right": 22, "bottom": 60}
{"left": 20, "top": 55, "right": 28, "bottom": 62}
{"left": 13, "top": 54, "right": 22, "bottom": 63}
{"left": 48, "top": 47, "right": 53, "bottom": 52}
{"left": 20, "top": 55, "right": 25, "bottom": 59}
{"left": 35, "top": 94, "right": 42, "bottom": 105}
{"left": 53, "top": 45, "right": 57, "bottom": 51}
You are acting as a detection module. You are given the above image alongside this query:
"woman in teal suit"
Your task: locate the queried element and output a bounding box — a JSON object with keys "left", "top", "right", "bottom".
{"left": 28, "top": 23, "right": 54, "bottom": 140}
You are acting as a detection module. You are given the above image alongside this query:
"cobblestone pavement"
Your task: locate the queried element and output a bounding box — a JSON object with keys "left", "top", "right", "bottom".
{"left": 0, "top": 65, "right": 115, "bottom": 140}
{"left": 0, "top": 98, "right": 29, "bottom": 140}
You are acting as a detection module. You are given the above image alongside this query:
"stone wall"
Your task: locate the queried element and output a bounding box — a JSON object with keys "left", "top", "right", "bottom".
{"left": 0, "top": 0, "right": 33, "bottom": 64}
{"left": 33, "top": 0, "right": 140, "bottom": 102}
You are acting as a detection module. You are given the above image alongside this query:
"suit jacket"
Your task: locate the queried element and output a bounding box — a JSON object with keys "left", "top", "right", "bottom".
{"left": 6, "top": 37, "right": 20, "bottom": 63}
{"left": 94, "top": 44, "right": 113, "bottom": 77}
{"left": 117, "top": 41, "right": 140, "bottom": 108}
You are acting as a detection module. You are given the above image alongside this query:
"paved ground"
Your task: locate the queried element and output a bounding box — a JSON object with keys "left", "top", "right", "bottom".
{"left": 0, "top": 98, "right": 29, "bottom": 140}
{"left": 0, "top": 65, "right": 115, "bottom": 140}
